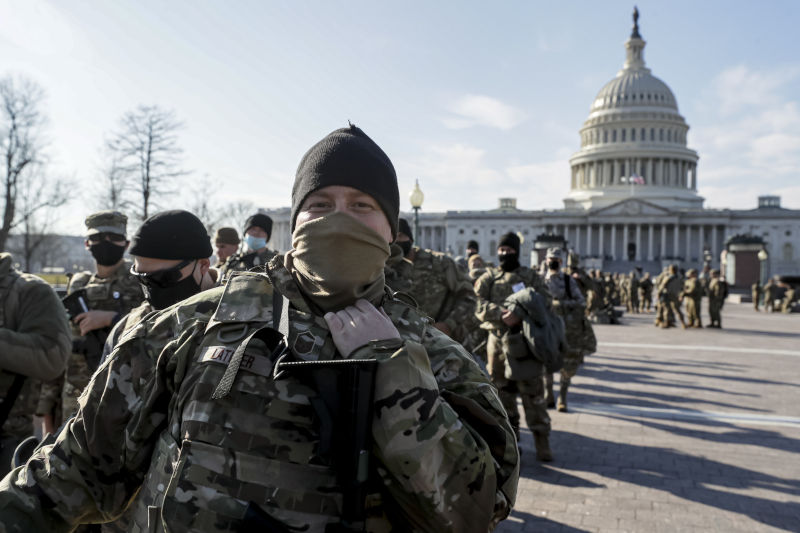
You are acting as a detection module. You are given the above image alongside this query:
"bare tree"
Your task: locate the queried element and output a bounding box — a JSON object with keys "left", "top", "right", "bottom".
{"left": 106, "top": 105, "right": 188, "bottom": 220}
{"left": 0, "top": 75, "right": 47, "bottom": 252}
{"left": 96, "top": 152, "right": 132, "bottom": 211}
{"left": 14, "top": 170, "right": 71, "bottom": 271}
{"left": 185, "top": 175, "right": 226, "bottom": 236}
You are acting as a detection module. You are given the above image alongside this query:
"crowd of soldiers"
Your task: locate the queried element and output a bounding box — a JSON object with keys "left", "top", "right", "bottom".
{"left": 0, "top": 123, "right": 788, "bottom": 532}
{"left": 752, "top": 278, "right": 797, "bottom": 314}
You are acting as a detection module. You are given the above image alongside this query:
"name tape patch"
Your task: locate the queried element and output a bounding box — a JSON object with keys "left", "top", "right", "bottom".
{"left": 200, "top": 346, "right": 273, "bottom": 378}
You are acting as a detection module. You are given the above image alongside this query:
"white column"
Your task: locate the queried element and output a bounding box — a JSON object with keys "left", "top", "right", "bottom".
{"left": 647, "top": 225, "right": 654, "bottom": 261}
{"left": 660, "top": 225, "right": 666, "bottom": 259}
{"left": 646, "top": 159, "right": 653, "bottom": 184}
{"left": 711, "top": 225, "right": 718, "bottom": 263}
{"left": 611, "top": 225, "right": 617, "bottom": 260}
{"left": 587, "top": 224, "right": 593, "bottom": 256}
{"left": 598, "top": 223, "right": 605, "bottom": 259}
{"left": 623, "top": 224, "right": 629, "bottom": 260}
{"left": 635, "top": 224, "right": 642, "bottom": 261}
{"left": 685, "top": 224, "right": 691, "bottom": 261}
{"left": 698, "top": 225, "right": 703, "bottom": 258}
{"left": 673, "top": 224, "right": 680, "bottom": 258}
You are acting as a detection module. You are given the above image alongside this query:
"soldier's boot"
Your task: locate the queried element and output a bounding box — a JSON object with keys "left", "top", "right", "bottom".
{"left": 557, "top": 380, "right": 570, "bottom": 412}
{"left": 533, "top": 432, "right": 553, "bottom": 462}
{"left": 545, "top": 374, "right": 555, "bottom": 409}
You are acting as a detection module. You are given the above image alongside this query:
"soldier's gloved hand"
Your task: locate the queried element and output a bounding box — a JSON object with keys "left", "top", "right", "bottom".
{"left": 501, "top": 308, "right": 521, "bottom": 327}
{"left": 74, "top": 310, "right": 117, "bottom": 336}
{"left": 324, "top": 299, "right": 401, "bottom": 357}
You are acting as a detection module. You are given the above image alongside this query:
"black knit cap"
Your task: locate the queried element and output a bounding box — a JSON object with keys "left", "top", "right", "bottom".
{"left": 398, "top": 218, "right": 413, "bottom": 241}
{"left": 467, "top": 240, "right": 479, "bottom": 251}
{"left": 129, "top": 210, "right": 213, "bottom": 260}
{"left": 244, "top": 213, "right": 273, "bottom": 240}
{"left": 291, "top": 124, "right": 399, "bottom": 238}
{"left": 498, "top": 232, "right": 520, "bottom": 254}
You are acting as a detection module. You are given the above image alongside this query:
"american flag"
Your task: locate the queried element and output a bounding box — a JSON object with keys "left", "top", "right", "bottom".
{"left": 630, "top": 174, "right": 645, "bottom": 185}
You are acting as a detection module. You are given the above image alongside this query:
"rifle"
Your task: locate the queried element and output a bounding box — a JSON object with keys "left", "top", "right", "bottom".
{"left": 61, "top": 289, "right": 108, "bottom": 372}
{"left": 275, "top": 358, "right": 378, "bottom": 533}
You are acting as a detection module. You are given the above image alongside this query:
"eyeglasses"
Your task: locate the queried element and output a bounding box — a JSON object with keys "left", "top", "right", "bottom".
{"left": 88, "top": 232, "right": 127, "bottom": 244}
{"left": 130, "top": 260, "right": 194, "bottom": 288}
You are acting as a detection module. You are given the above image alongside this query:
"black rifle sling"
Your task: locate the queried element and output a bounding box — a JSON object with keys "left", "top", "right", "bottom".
{"left": 564, "top": 273, "right": 572, "bottom": 300}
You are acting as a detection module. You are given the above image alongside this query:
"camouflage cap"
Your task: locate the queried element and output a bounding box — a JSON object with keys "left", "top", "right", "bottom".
{"left": 85, "top": 210, "right": 127, "bottom": 237}
{"left": 546, "top": 247, "right": 563, "bottom": 260}
{"left": 214, "top": 227, "right": 240, "bottom": 245}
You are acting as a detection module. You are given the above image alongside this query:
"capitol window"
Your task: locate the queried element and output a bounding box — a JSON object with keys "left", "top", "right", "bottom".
{"left": 604, "top": 130, "right": 608, "bottom": 142}
{"left": 650, "top": 128, "right": 655, "bottom": 141}
{"left": 631, "top": 129, "right": 636, "bottom": 141}
{"left": 612, "top": 130, "right": 617, "bottom": 142}
{"left": 622, "top": 129, "right": 626, "bottom": 142}
{"left": 660, "top": 128, "right": 664, "bottom": 141}
{"left": 641, "top": 128, "right": 645, "bottom": 140}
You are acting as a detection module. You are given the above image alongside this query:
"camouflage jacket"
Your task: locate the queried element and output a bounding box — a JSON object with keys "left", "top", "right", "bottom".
{"left": 681, "top": 279, "right": 704, "bottom": 302}
{"left": 708, "top": 279, "right": 726, "bottom": 304}
{"left": 475, "top": 265, "right": 551, "bottom": 334}
{"left": 658, "top": 274, "right": 682, "bottom": 301}
{"left": 37, "top": 260, "right": 144, "bottom": 418}
{"left": 385, "top": 245, "right": 477, "bottom": 344}
{"left": 543, "top": 271, "right": 585, "bottom": 308}
{"left": 638, "top": 277, "right": 654, "bottom": 294}
{"left": 218, "top": 248, "right": 279, "bottom": 283}
{"left": 0, "top": 255, "right": 518, "bottom": 533}
{"left": 0, "top": 253, "right": 71, "bottom": 439}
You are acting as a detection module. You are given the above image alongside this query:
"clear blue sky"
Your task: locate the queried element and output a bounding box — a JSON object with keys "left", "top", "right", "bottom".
{"left": 2, "top": 0, "right": 799, "bottom": 234}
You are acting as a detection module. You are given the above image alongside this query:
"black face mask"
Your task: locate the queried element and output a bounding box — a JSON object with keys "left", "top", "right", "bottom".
{"left": 90, "top": 241, "right": 126, "bottom": 266}
{"left": 397, "top": 240, "right": 413, "bottom": 257}
{"left": 548, "top": 259, "right": 561, "bottom": 271}
{"left": 498, "top": 252, "right": 520, "bottom": 272}
{"left": 135, "top": 261, "right": 202, "bottom": 310}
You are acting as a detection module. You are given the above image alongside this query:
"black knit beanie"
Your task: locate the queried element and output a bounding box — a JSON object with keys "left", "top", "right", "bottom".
{"left": 467, "top": 240, "right": 479, "bottom": 251}
{"left": 498, "top": 232, "right": 520, "bottom": 255}
{"left": 398, "top": 218, "right": 413, "bottom": 241}
{"left": 291, "top": 124, "right": 399, "bottom": 238}
{"left": 244, "top": 213, "right": 273, "bottom": 240}
{"left": 130, "top": 210, "right": 213, "bottom": 260}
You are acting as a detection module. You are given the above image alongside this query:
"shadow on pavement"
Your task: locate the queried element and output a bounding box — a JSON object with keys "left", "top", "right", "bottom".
{"left": 495, "top": 510, "right": 591, "bottom": 533}
{"left": 717, "top": 327, "right": 800, "bottom": 339}
{"left": 597, "top": 354, "right": 746, "bottom": 371}
{"left": 583, "top": 358, "right": 800, "bottom": 390}
{"left": 547, "top": 431, "right": 800, "bottom": 530}
{"left": 606, "top": 413, "right": 800, "bottom": 456}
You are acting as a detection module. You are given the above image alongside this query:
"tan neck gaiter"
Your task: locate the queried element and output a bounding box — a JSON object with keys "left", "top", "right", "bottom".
{"left": 286, "top": 212, "right": 391, "bottom": 313}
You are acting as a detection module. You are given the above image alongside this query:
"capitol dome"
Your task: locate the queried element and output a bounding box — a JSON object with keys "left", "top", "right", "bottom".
{"left": 565, "top": 8, "right": 702, "bottom": 211}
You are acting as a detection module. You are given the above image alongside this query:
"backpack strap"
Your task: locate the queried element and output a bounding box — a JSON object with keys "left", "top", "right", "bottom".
{"left": 563, "top": 273, "right": 572, "bottom": 300}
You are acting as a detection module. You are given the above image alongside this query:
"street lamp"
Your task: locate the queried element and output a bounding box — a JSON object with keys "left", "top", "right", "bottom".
{"left": 409, "top": 179, "right": 424, "bottom": 243}
{"left": 757, "top": 248, "right": 768, "bottom": 286}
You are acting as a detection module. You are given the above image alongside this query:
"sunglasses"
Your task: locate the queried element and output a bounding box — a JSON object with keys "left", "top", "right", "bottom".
{"left": 88, "top": 232, "right": 127, "bottom": 244}
{"left": 130, "top": 260, "right": 195, "bottom": 288}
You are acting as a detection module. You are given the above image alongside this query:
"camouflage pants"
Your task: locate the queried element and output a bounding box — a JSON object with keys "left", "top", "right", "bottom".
{"left": 685, "top": 298, "right": 702, "bottom": 327}
{"left": 560, "top": 351, "right": 583, "bottom": 380}
{"left": 709, "top": 301, "right": 722, "bottom": 326}
{"left": 627, "top": 293, "right": 639, "bottom": 313}
{"left": 638, "top": 290, "right": 652, "bottom": 312}
{"left": 487, "top": 333, "right": 550, "bottom": 436}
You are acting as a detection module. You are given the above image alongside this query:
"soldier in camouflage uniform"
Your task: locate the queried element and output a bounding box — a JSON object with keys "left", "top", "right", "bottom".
{"left": 212, "top": 227, "right": 240, "bottom": 268}
{"left": 475, "top": 232, "right": 553, "bottom": 461}
{"left": 680, "top": 269, "right": 704, "bottom": 328}
{"left": 384, "top": 218, "right": 479, "bottom": 350}
{"left": 656, "top": 264, "right": 685, "bottom": 329}
{"left": 37, "top": 211, "right": 144, "bottom": 432}
{"left": 0, "top": 125, "right": 518, "bottom": 532}
{"left": 543, "top": 248, "right": 592, "bottom": 413}
{"left": 638, "top": 272, "right": 653, "bottom": 312}
{"left": 626, "top": 271, "right": 639, "bottom": 314}
{"left": 763, "top": 278, "right": 777, "bottom": 313}
{"left": 218, "top": 213, "right": 279, "bottom": 282}
{"left": 751, "top": 282, "right": 762, "bottom": 311}
{"left": 707, "top": 269, "right": 725, "bottom": 328}
{"left": 0, "top": 253, "right": 71, "bottom": 477}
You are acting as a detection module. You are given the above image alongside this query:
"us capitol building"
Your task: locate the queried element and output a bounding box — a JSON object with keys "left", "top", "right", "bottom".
{"left": 267, "top": 11, "right": 799, "bottom": 286}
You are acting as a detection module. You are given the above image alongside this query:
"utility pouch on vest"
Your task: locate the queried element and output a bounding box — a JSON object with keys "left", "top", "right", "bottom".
{"left": 62, "top": 288, "right": 90, "bottom": 320}
{"left": 62, "top": 288, "right": 107, "bottom": 372}
{"left": 275, "top": 358, "right": 378, "bottom": 533}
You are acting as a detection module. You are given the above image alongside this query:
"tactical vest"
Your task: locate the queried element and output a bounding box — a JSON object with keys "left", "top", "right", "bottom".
{"left": 128, "top": 276, "right": 423, "bottom": 533}
{"left": 68, "top": 261, "right": 141, "bottom": 318}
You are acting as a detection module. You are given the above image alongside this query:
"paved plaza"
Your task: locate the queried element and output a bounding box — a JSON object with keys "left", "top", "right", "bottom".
{"left": 496, "top": 301, "right": 800, "bottom": 533}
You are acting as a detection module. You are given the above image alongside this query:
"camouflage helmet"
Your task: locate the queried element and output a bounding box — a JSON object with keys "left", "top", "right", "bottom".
{"left": 85, "top": 210, "right": 127, "bottom": 237}
{"left": 546, "top": 247, "right": 563, "bottom": 260}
